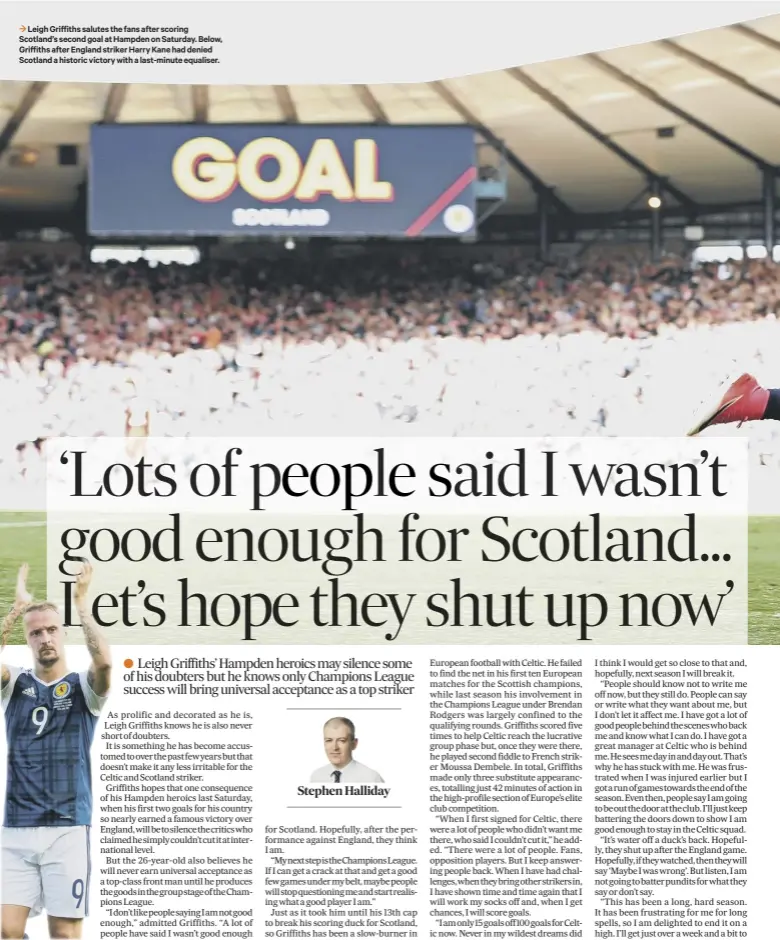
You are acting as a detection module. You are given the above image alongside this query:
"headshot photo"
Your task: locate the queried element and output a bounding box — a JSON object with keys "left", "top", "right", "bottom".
{"left": 310, "top": 716, "right": 385, "bottom": 784}
{"left": 1, "top": 562, "right": 111, "bottom": 940}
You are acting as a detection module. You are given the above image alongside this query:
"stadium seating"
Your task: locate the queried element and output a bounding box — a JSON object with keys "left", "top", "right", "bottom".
{"left": 1, "top": 249, "right": 779, "bottom": 511}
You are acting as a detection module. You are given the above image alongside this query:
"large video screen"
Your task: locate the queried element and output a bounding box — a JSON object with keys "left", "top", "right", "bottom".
{"left": 88, "top": 124, "right": 477, "bottom": 238}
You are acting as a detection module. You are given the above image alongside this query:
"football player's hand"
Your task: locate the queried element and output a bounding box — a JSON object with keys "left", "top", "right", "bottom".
{"left": 74, "top": 561, "right": 93, "bottom": 605}
{"left": 15, "top": 563, "right": 32, "bottom": 607}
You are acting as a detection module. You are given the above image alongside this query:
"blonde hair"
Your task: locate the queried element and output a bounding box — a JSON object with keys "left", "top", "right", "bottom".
{"left": 23, "top": 602, "right": 60, "bottom": 618}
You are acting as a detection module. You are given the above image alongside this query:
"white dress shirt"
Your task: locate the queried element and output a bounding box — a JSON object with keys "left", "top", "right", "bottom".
{"left": 310, "top": 759, "right": 385, "bottom": 784}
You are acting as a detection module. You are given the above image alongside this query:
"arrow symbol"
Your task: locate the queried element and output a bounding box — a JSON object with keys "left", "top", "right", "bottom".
{"left": 19, "top": 25, "right": 25, "bottom": 32}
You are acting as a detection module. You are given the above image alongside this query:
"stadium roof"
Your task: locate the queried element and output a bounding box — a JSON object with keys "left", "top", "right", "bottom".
{"left": 1, "top": 14, "right": 780, "bottom": 220}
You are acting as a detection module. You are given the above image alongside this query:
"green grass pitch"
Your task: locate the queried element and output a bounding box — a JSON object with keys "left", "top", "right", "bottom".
{"left": 0, "top": 513, "right": 778, "bottom": 644}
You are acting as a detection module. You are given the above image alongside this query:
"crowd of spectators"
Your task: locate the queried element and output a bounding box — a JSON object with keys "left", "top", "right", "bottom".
{"left": 1, "top": 246, "right": 779, "bottom": 509}
{"left": 2, "top": 250, "right": 779, "bottom": 361}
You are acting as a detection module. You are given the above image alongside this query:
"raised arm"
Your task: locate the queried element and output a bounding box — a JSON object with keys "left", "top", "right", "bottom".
{"left": 1, "top": 617, "right": 12, "bottom": 689}
{"left": 74, "top": 563, "right": 112, "bottom": 697}
{"left": 2, "top": 564, "right": 32, "bottom": 690}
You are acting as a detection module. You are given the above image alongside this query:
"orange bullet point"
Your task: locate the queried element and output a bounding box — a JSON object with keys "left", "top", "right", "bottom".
{"left": 124, "top": 659, "right": 134, "bottom": 668}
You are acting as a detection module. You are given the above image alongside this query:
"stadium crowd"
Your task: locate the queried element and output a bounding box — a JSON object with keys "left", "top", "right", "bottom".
{"left": 1, "top": 247, "right": 780, "bottom": 505}
{"left": 2, "top": 249, "right": 779, "bottom": 358}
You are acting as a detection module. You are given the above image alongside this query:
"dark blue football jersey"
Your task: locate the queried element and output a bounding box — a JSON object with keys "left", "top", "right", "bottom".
{"left": 3, "top": 668, "right": 103, "bottom": 827}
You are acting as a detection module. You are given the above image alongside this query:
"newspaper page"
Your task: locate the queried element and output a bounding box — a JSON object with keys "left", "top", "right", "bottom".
{"left": 0, "top": 2, "right": 779, "bottom": 940}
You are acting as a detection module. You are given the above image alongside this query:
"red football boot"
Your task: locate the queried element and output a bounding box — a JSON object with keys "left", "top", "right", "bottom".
{"left": 687, "top": 373, "right": 769, "bottom": 436}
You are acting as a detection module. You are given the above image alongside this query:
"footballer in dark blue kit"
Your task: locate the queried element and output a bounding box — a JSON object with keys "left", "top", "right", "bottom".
{"left": 1, "top": 563, "right": 111, "bottom": 940}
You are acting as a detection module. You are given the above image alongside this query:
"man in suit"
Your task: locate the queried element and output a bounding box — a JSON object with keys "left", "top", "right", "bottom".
{"left": 310, "top": 717, "right": 384, "bottom": 784}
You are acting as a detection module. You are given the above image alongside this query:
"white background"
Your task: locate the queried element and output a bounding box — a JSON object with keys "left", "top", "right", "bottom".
{"left": 1, "top": 643, "right": 774, "bottom": 938}
{"left": 0, "top": 1, "right": 778, "bottom": 938}
{"left": 2, "top": 1, "right": 780, "bottom": 83}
